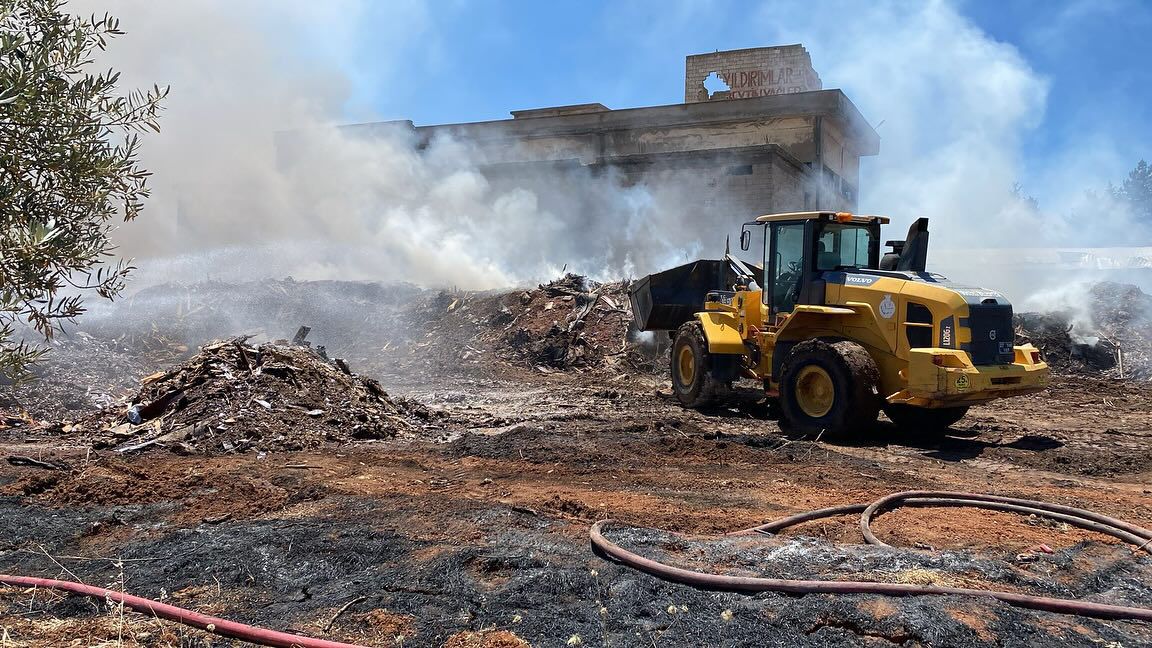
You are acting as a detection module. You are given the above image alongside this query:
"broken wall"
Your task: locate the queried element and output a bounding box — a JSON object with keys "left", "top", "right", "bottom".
{"left": 685, "top": 45, "right": 823, "bottom": 103}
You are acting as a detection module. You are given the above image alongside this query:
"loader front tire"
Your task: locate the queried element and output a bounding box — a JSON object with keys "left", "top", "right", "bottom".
{"left": 779, "top": 339, "right": 880, "bottom": 437}
{"left": 884, "top": 405, "right": 969, "bottom": 434}
{"left": 670, "top": 321, "right": 735, "bottom": 408}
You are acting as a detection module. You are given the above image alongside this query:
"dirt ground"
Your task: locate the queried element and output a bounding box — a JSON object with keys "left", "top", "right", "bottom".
{"left": 1, "top": 280, "right": 1151, "bottom": 647}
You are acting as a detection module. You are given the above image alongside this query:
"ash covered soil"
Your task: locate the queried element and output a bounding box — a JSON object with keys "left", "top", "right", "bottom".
{"left": 1, "top": 277, "right": 1152, "bottom": 647}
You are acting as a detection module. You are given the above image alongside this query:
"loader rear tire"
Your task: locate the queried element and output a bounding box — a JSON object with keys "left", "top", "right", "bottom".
{"left": 884, "top": 405, "right": 969, "bottom": 434}
{"left": 779, "top": 339, "right": 880, "bottom": 437}
{"left": 670, "top": 321, "right": 736, "bottom": 409}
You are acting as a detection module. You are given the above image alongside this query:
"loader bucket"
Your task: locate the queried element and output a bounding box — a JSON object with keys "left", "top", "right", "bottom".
{"left": 629, "top": 259, "right": 729, "bottom": 331}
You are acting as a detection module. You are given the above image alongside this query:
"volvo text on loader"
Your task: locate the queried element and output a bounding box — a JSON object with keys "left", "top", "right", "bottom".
{"left": 629, "top": 212, "right": 1050, "bottom": 436}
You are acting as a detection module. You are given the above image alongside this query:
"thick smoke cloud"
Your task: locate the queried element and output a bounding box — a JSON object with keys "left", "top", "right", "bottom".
{"left": 69, "top": 0, "right": 1145, "bottom": 301}
{"left": 800, "top": 2, "right": 1049, "bottom": 245}
{"left": 69, "top": 0, "right": 706, "bottom": 290}
{"left": 266, "top": 128, "right": 709, "bottom": 288}
{"left": 759, "top": 1, "right": 1149, "bottom": 298}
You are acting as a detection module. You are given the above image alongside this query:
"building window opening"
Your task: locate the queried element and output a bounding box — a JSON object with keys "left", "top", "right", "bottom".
{"left": 702, "top": 71, "right": 730, "bottom": 98}
{"left": 726, "top": 164, "right": 753, "bottom": 176}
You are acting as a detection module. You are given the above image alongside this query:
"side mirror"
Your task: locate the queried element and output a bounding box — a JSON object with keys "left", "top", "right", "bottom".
{"left": 740, "top": 226, "right": 752, "bottom": 251}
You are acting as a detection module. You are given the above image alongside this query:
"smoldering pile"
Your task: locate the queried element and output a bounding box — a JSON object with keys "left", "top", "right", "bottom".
{"left": 407, "top": 273, "right": 648, "bottom": 374}
{"left": 1015, "top": 281, "right": 1152, "bottom": 379}
{"left": 0, "top": 279, "right": 433, "bottom": 420}
{"left": 65, "top": 335, "right": 440, "bottom": 455}
{"left": 76, "top": 275, "right": 651, "bottom": 379}
{"left": 504, "top": 273, "right": 635, "bottom": 369}
{"left": 1, "top": 275, "right": 659, "bottom": 428}
{"left": 1013, "top": 312, "right": 1115, "bottom": 372}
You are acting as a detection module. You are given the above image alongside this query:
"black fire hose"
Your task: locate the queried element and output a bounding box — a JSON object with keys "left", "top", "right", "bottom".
{"left": 589, "top": 490, "right": 1152, "bottom": 622}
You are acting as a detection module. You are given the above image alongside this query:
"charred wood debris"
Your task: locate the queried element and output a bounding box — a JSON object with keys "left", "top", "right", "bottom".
{"left": 1015, "top": 282, "right": 1152, "bottom": 379}
{"left": 396, "top": 273, "right": 647, "bottom": 374}
{"left": 29, "top": 328, "right": 440, "bottom": 456}
{"left": 0, "top": 274, "right": 651, "bottom": 454}
{"left": 1, "top": 276, "right": 1151, "bottom": 454}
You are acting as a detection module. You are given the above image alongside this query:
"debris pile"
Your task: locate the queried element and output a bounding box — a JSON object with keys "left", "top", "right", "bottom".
{"left": 3, "top": 274, "right": 661, "bottom": 425}
{"left": 1016, "top": 281, "right": 1152, "bottom": 379}
{"left": 72, "top": 332, "right": 437, "bottom": 455}
{"left": 75, "top": 275, "right": 648, "bottom": 379}
{"left": 504, "top": 274, "right": 635, "bottom": 369}
{"left": 406, "top": 273, "right": 642, "bottom": 374}
{"left": 2, "top": 279, "right": 432, "bottom": 420}
{"left": 1014, "top": 312, "right": 1116, "bottom": 373}
{"left": 1089, "top": 281, "right": 1152, "bottom": 379}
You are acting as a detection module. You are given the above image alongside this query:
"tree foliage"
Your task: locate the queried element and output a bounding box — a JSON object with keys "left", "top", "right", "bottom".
{"left": 1111, "top": 159, "right": 1152, "bottom": 221}
{"left": 0, "top": 0, "right": 166, "bottom": 380}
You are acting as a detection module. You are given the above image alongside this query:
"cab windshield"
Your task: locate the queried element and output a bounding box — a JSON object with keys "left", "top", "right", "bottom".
{"left": 816, "top": 223, "right": 879, "bottom": 271}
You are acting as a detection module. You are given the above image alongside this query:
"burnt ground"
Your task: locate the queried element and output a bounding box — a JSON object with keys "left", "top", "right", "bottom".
{"left": 1, "top": 279, "right": 1151, "bottom": 647}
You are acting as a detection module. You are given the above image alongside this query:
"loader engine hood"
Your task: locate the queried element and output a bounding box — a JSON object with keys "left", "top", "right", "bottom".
{"left": 828, "top": 269, "right": 1016, "bottom": 365}
{"left": 832, "top": 269, "right": 1007, "bottom": 298}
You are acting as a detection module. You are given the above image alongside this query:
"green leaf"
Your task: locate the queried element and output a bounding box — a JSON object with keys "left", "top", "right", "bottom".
{"left": 0, "top": 0, "right": 164, "bottom": 381}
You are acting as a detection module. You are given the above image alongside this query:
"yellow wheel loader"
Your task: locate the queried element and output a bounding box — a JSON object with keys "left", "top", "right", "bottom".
{"left": 629, "top": 211, "right": 1049, "bottom": 435}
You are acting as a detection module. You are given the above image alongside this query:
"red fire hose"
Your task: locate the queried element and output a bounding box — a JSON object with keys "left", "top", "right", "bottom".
{"left": 590, "top": 490, "right": 1152, "bottom": 622}
{"left": 0, "top": 574, "right": 372, "bottom": 648}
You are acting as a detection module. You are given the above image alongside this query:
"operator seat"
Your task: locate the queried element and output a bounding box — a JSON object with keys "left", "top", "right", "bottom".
{"left": 817, "top": 241, "right": 841, "bottom": 271}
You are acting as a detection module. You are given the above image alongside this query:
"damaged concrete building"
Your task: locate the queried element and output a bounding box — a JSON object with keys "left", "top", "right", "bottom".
{"left": 300, "top": 46, "right": 878, "bottom": 248}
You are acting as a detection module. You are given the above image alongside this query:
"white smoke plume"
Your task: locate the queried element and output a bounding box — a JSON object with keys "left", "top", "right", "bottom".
{"left": 67, "top": 0, "right": 708, "bottom": 291}
{"left": 753, "top": 1, "right": 1148, "bottom": 299}
{"left": 67, "top": 0, "right": 1146, "bottom": 302}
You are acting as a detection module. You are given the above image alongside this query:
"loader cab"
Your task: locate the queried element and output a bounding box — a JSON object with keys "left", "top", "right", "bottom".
{"left": 749, "top": 212, "right": 886, "bottom": 319}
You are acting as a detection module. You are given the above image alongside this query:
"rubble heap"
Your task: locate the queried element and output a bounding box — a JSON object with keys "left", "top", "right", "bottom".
{"left": 1090, "top": 281, "right": 1152, "bottom": 379}
{"left": 82, "top": 275, "right": 647, "bottom": 379}
{"left": 74, "top": 336, "right": 437, "bottom": 455}
{"left": 1014, "top": 312, "right": 1115, "bottom": 372}
{"left": 406, "top": 274, "right": 641, "bottom": 374}
{"left": 2, "top": 275, "right": 659, "bottom": 426}
{"left": 504, "top": 274, "right": 635, "bottom": 369}
{"left": 1015, "top": 281, "right": 1152, "bottom": 379}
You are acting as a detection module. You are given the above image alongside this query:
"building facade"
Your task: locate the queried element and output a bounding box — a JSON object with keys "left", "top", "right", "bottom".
{"left": 330, "top": 46, "right": 879, "bottom": 244}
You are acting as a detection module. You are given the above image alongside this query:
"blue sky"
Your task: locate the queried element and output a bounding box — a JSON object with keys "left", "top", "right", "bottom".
{"left": 344, "top": 0, "right": 1151, "bottom": 208}
{"left": 963, "top": 1, "right": 1152, "bottom": 189}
